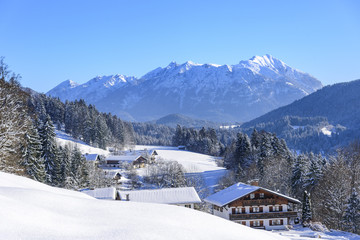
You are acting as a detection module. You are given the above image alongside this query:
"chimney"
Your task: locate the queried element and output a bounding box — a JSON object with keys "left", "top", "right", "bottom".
{"left": 126, "top": 194, "right": 130, "bottom": 201}
{"left": 249, "top": 179, "right": 259, "bottom": 186}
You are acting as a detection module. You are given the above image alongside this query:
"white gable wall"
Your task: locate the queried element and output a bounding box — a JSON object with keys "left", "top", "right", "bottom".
{"left": 234, "top": 218, "right": 288, "bottom": 230}
{"left": 212, "top": 203, "right": 290, "bottom": 230}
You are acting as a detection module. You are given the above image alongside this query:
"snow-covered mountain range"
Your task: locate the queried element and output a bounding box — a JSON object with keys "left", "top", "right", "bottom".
{"left": 47, "top": 55, "right": 322, "bottom": 122}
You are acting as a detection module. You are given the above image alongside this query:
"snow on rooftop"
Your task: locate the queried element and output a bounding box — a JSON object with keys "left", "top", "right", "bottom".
{"left": 105, "top": 155, "right": 142, "bottom": 162}
{"left": 84, "top": 154, "right": 99, "bottom": 161}
{"left": 118, "top": 187, "right": 201, "bottom": 204}
{"left": 81, "top": 187, "right": 118, "bottom": 200}
{"left": 204, "top": 182, "right": 301, "bottom": 207}
{"left": 204, "top": 183, "right": 259, "bottom": 206}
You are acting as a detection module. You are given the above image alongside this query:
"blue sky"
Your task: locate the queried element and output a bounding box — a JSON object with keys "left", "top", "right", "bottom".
{"left": 1, "top": 0, "right": 359, "bottom": 93}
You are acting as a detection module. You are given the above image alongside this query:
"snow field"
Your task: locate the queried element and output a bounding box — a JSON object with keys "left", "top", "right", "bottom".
{"left": 136, "top": 147, "right": 228, "bottom": 193}
{"left": 55, "top": 130, "right": 110, "bottom": 156}
{"left": 0, "top": 171, "right": 287, "bottom": 240}
{"left": 154, "top": 149, "right": 225, "bottom": 173}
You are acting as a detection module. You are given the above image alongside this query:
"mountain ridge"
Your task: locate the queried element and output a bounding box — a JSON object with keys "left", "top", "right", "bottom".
{"left": 47, "top": 55, "right": 322, "bottom": 122}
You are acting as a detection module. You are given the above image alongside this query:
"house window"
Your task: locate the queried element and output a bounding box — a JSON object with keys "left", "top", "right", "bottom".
{"left": 274, "top": 205, "right": 283, "bottom": 212}
{"left": 252, "top": 207, "right": 260, "bottom": 213}
{"left": 250, "top": 193, "right": 255, "bottom": 199}
{"left": 184, "top": 204, "right": 191, "bottom": 208}
{"left": 235, "top": 208, "right": 241, "bottom": 214}
{"left": 272, "top": 219, "right": 283, "bottom": 225}
{"left": 253, "top": 221, "right": 261, "bottom": 227}
{"left": 260, "top": 193, "right": 264, "bottom": 199}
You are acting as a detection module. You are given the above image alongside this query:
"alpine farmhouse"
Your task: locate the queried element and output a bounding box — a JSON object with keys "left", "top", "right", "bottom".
{"left": 204, "top": 181, "right": 300, "bottom": 230}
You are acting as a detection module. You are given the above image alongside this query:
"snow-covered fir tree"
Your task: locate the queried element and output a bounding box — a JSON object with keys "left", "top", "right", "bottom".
{"left": 302, "top": 190, "right": 312, "bottom": 226}
{"left": 58, "top": 145, "right": 72, "bottom": 188}
{"left": 70, "top": 146, "right": 89, "bottom": 189}
{"left": 291, "top": 154, "right": 308, "bottom": 198}
{"left": 21, "top": 125, "right": 46, "bottom": 183}
{"left": 304, "top": 153, "right": 323, "bottom": 191}
{"left": 342, "top": 189, "right": 360, "bottom": 234}
{"left": 38, "top": 115, "right": 58, "bottom": 184}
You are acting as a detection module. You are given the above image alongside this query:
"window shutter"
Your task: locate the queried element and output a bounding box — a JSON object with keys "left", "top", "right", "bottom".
{"left": 280, "top": 219, "right": 284, "bottom": 225}
{"left": 269, "top": 220, "right": 273, "bottom": 226}
{"left": 279, "top": 206, "right": 283, "bottom": 211}
{"left": 260, "top": 220, "right": 264, "bottom": 226}
{"left": 242, "top": 221, "right": 246, "bottom": 225}
{"left": 242, "top": 207, "right": 246, "bottom": 213}
{"left": 259, "top": 207, "right": 263, "bottom": 212}
{"left": 250, "top": 207, "right": 253, "bottom": 213}
{"left": 250, "top": 221, "right": 254, "bottom": 227}
{"left": 232, "top": 208, "right": 235, "bottom": 214}
{"left": 269, "top": 206, "right": 273, "bottom": 212}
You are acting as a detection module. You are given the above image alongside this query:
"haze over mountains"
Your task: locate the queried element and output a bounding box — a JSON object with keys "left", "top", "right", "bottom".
{"left": 48, "top": 55, "right": 322, "bottom": 122}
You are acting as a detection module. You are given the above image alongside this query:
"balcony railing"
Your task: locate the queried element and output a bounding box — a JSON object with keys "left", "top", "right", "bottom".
{"left": 239, "top": 199, "right": 277, "bottom": 206}
{"left": 230, "top": 211, "right": 298, "bottom": 220}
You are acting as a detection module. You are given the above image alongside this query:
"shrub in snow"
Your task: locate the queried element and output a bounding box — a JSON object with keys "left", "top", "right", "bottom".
{"left": 309, "top": 222, "right": 329, "bottom": 233}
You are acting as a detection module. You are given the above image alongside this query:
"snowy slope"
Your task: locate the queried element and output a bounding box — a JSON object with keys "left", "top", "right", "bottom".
{"left": 55, "top": 130, "right": 109, "bottom": 156}
{"left": 275, "top": 225, "right": 360, "bottom": 240}
{"left": 135, "top": 146, "right": 227, "bottom": 193}
{"left": 0, "top": 171, "right": 288, "bottom": 240}
{"left": 47, "top": 55, "right": 322, "bottom": 122}
{"left": 157, "top": 149, "right": 224, "bottom": 173}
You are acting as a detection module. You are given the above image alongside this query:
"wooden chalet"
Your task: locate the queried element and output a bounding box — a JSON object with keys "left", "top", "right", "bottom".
{"left": 204, "top": 180, "right": 301, "bottom": 230}
{"left": 146, "top": 149, "right": 158, "bottom": 164}
{"left": 105, "top": 155, "right": 148, "bottom": 168}
{"left": 83, "top": 153, "right": 101, "bottom": 166}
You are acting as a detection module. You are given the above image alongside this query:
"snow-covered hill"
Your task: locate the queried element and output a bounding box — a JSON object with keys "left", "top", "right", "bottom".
{"left": 0, "top": 171, "right": 288, "bottom": 240}
{"left": 47, "top": 55, "right": 322, "bottom": 122}
{"left": 55, "top": 130, "right": 110, "bottom": 156}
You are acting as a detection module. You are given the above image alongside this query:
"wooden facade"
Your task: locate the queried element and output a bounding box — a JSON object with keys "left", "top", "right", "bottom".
{"left": 229, "top": 189, "right": 288, "bottom": 207}
{"left": 204, "top": 182, "right": 300, "bottom": 230}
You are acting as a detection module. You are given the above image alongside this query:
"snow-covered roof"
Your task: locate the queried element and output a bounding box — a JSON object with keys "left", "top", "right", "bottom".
{"left": 84, "top": 154, "right": 99, "bottom": 161}
{"left": 81, "top": 187, "right": 118, "bottom": 200}
{"left": 118, "top": 187, "right": 201, "bottom": 204}
{"left": 204, "top": 183, "right": 300, "bottom": 207}
{"left": 106, "top": 155, "right": 142, "bottom": 162}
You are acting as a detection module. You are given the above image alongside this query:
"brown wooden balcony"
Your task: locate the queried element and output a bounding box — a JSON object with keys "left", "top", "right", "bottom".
{"left": 230, "top": 211, "right": 298, "bottom": 220}
{"left": 240, "top": 199, "right": 277, "bottom": 206}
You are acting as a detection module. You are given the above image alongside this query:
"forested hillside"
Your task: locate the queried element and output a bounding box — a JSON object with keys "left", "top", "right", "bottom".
{"left": 0, "top": 58, "right": 133, "bottom": 188}
{"left": 241, "top": 79, "right": 360, "bottom": 153}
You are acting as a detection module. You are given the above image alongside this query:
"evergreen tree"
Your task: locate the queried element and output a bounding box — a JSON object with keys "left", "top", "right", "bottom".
{"left": 304, "top": 153, "right": 323, "bottom": 191}
{"left": 342, "top": 189, "right": 360, "bottom": 234}
{"left": 257, "top": 132, "right": 272, "bottom": 178}
{"left": 95, "top": 117, "right": 108, "bottom": 149}
{"left": 21, "top": 125, "right": 46, "bottom": 182}
{"left": 69, "top": 146, "right": 89, "bottom": 189}
{"left": 291, "top": 154, "right": 308, "bottom": 198}
{"left": 38, "top": 115, "right": 57, "bottom": 184}
{"left": 302, "top": 190, "right": 312, "bottom": 226}
{"left": 58, "top": 145, "right": 72, "bottom": 188}
{"left": 233, "top": 133, "right": 252, "bottom": 178}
